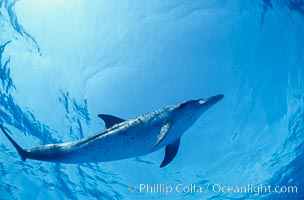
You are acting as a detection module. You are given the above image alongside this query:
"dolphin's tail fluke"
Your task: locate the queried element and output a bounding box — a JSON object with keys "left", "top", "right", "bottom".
{"left": 0, "top": 125, "right": 27, "bottom": 161}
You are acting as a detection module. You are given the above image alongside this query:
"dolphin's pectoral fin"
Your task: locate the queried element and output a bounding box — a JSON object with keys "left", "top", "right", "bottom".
{"left": 97, "top": 114, "right": 125, "bottom": 129}
{"left": 160, "top": 138, "right": 180, "bottom": 168}
{"left": 152, "top": 123, "right": 171, "bottom": 150}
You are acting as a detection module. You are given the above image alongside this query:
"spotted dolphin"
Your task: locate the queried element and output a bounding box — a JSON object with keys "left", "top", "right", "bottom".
{"left": 1, "top": 94, "right": 223, "bottom": 168}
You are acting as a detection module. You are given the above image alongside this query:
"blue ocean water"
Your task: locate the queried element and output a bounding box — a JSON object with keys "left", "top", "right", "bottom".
{"left": 0, "top": 0, "right": 303, "bottom": 199}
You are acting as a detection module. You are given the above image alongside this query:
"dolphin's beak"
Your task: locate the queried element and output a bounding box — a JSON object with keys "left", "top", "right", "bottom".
{"left": 207, "top": 94, "right": 224, "bottom": 103}
{"left": 199, "top": 94, "right": 224, "bottom": 106}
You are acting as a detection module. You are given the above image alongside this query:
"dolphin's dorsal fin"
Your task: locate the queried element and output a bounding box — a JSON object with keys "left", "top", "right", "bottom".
{"left": 160, "top": 138, "right": 180, "bottom": 168}
{"left": 152, "top": 123, "right": 171, "bottom": 149}
{"left": 98, "top": 114, "right": 125, "bottom": 129}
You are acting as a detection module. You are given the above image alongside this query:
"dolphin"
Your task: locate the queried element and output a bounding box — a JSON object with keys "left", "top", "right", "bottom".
{"left": 1, "top": 94, "right": 223, "bottom": 168}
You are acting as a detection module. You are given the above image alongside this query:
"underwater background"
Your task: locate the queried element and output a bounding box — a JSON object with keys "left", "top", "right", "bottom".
{"left": 0, "top": 0, "right": 303, "bottom": 199}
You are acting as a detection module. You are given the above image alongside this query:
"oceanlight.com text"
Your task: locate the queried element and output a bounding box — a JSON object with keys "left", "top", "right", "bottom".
{"left": 128, "top": 183, "right": 298, "bottom": 196}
